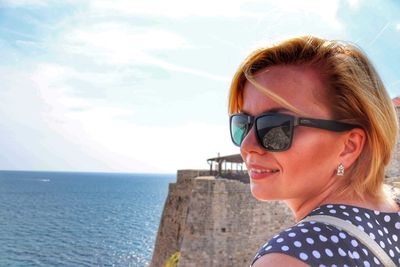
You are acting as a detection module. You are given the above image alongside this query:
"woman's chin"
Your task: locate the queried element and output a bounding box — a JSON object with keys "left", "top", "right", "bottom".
{"left": 250, "top": 185, "right": 280, "bottom": 201}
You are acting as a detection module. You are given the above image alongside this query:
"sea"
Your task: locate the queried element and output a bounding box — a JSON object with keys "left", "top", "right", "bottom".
{"left": 0, "top": 170, "right": 175, "bottom": 267}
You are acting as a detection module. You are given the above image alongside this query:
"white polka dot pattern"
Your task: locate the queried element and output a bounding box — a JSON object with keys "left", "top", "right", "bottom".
{"left": 251, "top": 203, "right": 400, "bottom": 266}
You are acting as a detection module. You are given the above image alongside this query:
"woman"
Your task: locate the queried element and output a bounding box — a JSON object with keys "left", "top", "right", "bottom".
{"left": 228, "top": 36, "right": 400, "bottom": 266}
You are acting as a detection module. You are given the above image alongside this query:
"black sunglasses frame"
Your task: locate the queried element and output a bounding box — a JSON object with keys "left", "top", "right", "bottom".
{"left": 230, "top": 112, "right": 360, "bottom": 152}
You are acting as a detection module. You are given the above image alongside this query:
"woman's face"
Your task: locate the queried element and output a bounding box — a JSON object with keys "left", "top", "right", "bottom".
{"left": 241, "top": 65, "right": 345, "bottom": 202}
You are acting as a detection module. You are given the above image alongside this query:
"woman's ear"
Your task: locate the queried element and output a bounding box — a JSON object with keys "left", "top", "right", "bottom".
{"left": 338, "top": 128, "right": 366, "bottom": 168}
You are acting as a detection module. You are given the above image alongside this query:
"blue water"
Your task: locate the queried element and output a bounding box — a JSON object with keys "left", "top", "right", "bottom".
{"left": 0, "top": 170, "right": 175, "bottom": 267}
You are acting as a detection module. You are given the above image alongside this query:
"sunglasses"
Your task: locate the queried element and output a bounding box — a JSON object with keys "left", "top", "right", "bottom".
{"left": 230, "top": 112, "right": 359, "bottom": 152}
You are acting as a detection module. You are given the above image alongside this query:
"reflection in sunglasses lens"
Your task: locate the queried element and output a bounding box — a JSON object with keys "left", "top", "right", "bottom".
{"left": 232, "top": 116, "right": 248, "bottom": 145}
{"left": 262, "top": 126, "right": 290, "bottom": 150}
{"left": 257, "top": 117, "right": 291, "bottom": 151}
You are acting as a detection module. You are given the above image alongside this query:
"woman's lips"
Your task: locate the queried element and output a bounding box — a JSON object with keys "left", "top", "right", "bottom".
{"left": 248, "top": 168, "right": 279, "bottom": 180}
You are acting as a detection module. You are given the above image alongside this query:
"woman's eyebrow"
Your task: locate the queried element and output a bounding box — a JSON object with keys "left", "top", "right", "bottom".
{"left": 267, "top": 108, "right": 291, "bottom": 113}
{"left": 240, "top": 107, "right": 291, "bottom": 114}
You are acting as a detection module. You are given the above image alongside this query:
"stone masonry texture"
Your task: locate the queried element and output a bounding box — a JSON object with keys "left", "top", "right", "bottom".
{"left": 150, "top": 170, "right": 294, "bottom": 267}
{"left": 178, "top": 177, "right": 293, "bottom": 267}
{"left": 149, "top": 170, "right": 212, "bottom": 267}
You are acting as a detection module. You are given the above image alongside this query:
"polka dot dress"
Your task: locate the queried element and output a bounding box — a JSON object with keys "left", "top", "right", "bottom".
{"left": 251, "top": 203, "right": 400, "bottom": 266}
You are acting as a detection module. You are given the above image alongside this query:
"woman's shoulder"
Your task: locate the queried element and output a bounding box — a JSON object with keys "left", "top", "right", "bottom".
{"left": 251, "top": 203, "right": 400, "bottom": 266}
{"left": 253, "top": 222, "right": 351, "bottom": 265}
{"left": 251, "top": 219, "right": 356, "bottom": 266}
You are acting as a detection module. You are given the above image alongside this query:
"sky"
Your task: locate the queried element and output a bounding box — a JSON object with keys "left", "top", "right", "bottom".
{"left": 0, "top": 0, "right": 399, "bottom": 173}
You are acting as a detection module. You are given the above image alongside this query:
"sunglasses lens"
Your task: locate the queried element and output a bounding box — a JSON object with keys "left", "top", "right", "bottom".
{"left": 256, "top": 115, "right": 292, "bottom": 151}
{"left": 230, "top": 115, "right": 249, "bottom": 146}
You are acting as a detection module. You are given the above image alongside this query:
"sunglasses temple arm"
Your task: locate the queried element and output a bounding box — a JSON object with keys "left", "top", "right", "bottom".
{"left": 298, "top": 118, "right": 357, "bottom": 132}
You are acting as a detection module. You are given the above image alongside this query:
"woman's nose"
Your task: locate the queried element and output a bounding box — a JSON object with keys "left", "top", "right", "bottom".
{"left": 240, "top": 126, "right": 265, "bottom": 156}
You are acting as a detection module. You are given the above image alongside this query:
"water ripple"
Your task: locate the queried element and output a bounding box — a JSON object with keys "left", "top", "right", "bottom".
{"left": 0, "top": 171, "right": 174, "bottom": 267}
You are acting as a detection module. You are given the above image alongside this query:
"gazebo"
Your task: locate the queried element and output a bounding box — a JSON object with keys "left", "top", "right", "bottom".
{"left": 207, "top": 153, "right": 249, "bottom": 182}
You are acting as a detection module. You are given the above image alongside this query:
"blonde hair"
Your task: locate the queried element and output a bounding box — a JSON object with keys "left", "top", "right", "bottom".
{"left": 229, "top": 36, "right": 398, "bottom": 200}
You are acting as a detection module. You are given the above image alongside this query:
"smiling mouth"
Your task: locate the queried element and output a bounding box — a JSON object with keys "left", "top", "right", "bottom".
{"left": 248, "top": 168, "right": 279, "bottom": 180}
{"left": 250, "top": 168, "right": 279, "bottom": 173}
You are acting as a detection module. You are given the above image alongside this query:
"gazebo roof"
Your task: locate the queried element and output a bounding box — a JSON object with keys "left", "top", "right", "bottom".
{"left": 207, "top": 154, "right": 243, "bottom": 164}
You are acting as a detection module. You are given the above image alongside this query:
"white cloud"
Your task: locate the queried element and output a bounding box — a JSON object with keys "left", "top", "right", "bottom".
{"left": 347, "top": 0, "right": 360, "bottom": 9}
{"left": 0, "top": 0, "right": 49, "bottom": 6}
{"left": 139, "top": 56, "right": 229, "bottom": 82}
{"left": 89, "top": 0, "right": 340, "bottom": 28}
{"left": 3, "top": 0, "right": 342, "bottom": 29}
{"left": 90, "top": 0, "right": 245, "bottom": 18}
{"left": 61, "top": 23, "right": 182, "bottom": 66}
{"left": 396, "top": 24, "right": 400, "bottom": 31}
{"left": 65, "top": 24, "right": 190, "bottom": 53}
{"left": 0, "top": 0, "right": 82, "bottom": 7}
{"left": 264, "top": 0, "right": 341, "bottom": 29}
{"left": 0, "top": 26, "right": 37, "bottom": 39}
{"left": 23, "top": 62, "right": 234, "bottom": 172}
{"left": 64, "top": 113, "right": 236, "bottom": 172}
{"left": 59, "top": 23, "right": 228, "bottom": 82}
{"left": 30, "top": 63, "right": 91, "bottom": 118}
{"left": 0, "top": 65, "right": 117, "bottom": 171}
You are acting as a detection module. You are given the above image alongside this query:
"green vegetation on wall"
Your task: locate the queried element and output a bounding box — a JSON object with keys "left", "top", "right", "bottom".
{"left": 164, "top": 251, "right": 180, "bottom": 267}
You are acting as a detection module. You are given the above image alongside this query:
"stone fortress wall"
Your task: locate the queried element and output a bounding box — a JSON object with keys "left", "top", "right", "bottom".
{"left": 150, "top": 170, "right": 294, "bottom": 267}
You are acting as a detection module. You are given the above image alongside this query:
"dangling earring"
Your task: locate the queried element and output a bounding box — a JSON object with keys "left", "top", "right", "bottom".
{"left": 337, "top": 163, "right": 345, "bottom": 176}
